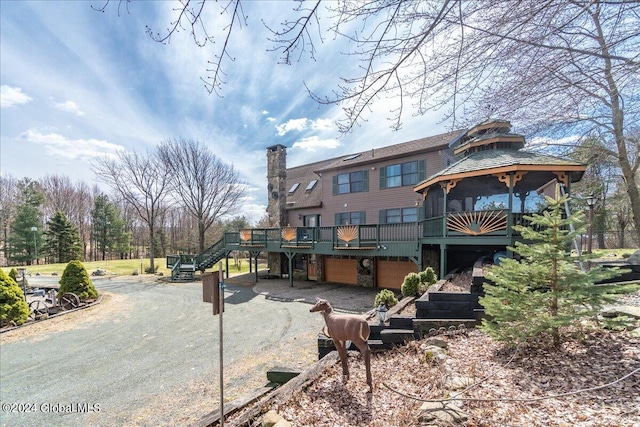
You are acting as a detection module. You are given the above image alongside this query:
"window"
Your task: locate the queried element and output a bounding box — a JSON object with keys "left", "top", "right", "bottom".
{"left": 380, "top": 160, "right": 424, "bottom": 189}
{"left": 343, "top": 153, "right": 361, "bottom": 161}
{"left": 336, "top": 211, "right": 365, "bottom": 225}
{"left": 305, "top": 180, "right": 318, "bottom": 191}
{"left": 333, "top": 170, "right": 368, "bottom": 195}
{"left": 288, "top": 182, "right": 300, "bottom": 193}
{"left": 381, "top": 207, "right": 418, "bottom": 223}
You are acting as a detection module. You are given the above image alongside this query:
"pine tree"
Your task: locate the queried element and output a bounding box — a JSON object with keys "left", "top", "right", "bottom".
{"left": 44, "top": 211, "right": 82, "bottom": 263}
{"left": 480, "top": 195, "right": 631, "bottom": 347}
{"left": 8, "top": 179, "right": 44, "bottom": 265}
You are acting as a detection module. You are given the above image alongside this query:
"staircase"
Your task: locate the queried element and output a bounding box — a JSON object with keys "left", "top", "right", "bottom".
{"left": 166, "top": 238, "right": 231, "bottom": 281}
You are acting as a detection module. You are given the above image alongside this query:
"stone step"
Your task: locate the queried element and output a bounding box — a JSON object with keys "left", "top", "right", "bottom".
{"left": 380, "top": 328, "right": 417, "bottom": 344}
{"left": 389, "top": 314, "right": 414, "bottom": 329}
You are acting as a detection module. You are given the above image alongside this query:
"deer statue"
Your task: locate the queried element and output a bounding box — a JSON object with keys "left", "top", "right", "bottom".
{"left": 310, "top": 298, "right": 372, "bottom": 392}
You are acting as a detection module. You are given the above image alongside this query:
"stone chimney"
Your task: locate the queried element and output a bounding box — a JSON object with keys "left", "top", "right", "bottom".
{"left": 266, "top": 144, "right": 287, "bottom": 275}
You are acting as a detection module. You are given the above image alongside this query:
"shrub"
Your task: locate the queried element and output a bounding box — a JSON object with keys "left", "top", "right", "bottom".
{"left": 374, "top": 289, "right": 398, "bottom": 308}
{"left": 0, "top": 269, "right": 29, "bottom": 326}
{"left": 401, "top": 272, "right": 421, "bottom": 297}
{"left": 419, "top": 267, "right": 437, "bottom": 286}
{"left": 58, "top": 260, "right": 98, "bottom": 301}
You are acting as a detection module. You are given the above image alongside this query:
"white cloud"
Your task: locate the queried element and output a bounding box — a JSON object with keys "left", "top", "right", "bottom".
{"left": 276, "top": 118, "right": 308, "bottom": 136}
{"left": 0, "top": 85, "right": 32, "bottom": 108}
{"left": 52, "top": 100, "right": 85, "bottom": 116}
{"left": 310, "top": 118, "right": 333, "bottom": 131}
{"left": 292, "top": 136, "right": 341, "bottom": 152}
{"left": 262, "top": 110, "right": 269, "bottom": 115}
{"left": 266, "top": 117, "right": 276, "bottom": 123}
{"left": 275, "top": 118, "right": 335, "bottom": 136}
{"left": 20, "top": 129, "right": 124, "bottom": 160}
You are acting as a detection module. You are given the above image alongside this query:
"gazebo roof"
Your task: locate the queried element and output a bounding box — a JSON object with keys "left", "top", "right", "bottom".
{"left": 414, "top": 149, "right": 586, "bottom": 192}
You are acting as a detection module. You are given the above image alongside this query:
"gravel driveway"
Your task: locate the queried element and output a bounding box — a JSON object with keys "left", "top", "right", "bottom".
{"left": 0, "top": 276, "right": 324, "bottom": 426}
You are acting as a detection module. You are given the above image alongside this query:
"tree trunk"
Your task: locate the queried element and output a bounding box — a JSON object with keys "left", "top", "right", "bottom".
{"left": 148, "top": 224, "right": 155, "bottom": 273}
{"left": 198, "top": 221, "right": 206, "bottom": 253}
{"left": 594, "top": 10, "right": 640, "bottom": 247}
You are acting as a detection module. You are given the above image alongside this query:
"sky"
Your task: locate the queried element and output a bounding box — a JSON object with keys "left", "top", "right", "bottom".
{"left": 0, "top": 1, "right": 450, "bottom": 224}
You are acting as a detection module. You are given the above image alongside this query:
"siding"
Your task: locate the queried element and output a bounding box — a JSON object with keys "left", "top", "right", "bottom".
{"left": 319, "top": 151, "right": 447, "bottom": 225}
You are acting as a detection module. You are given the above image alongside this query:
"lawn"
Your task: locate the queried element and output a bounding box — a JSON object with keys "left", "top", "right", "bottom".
{"left": 2, "top": 257, "right": 266, "bottom": 278}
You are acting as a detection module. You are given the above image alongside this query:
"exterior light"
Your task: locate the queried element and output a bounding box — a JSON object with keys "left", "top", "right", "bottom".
{"left": 377, "top": 303, "right": 388, "bottom": 326}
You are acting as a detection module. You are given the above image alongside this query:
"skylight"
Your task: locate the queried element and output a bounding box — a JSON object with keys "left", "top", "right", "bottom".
{"left": 343, "top": 153, "right": 361, "bottom": 161}
{"left": 305, "top": 180, "right": 318, "bottom": 191}
{"left": 288, "top": 182, "right": 300, "bottom": 193}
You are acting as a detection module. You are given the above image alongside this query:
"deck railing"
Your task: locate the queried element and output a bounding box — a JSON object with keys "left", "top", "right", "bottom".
{"left": 169, "top": 209, "right": 535, "bottom": 272}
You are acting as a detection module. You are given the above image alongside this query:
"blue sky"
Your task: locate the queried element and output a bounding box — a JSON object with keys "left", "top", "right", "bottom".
{"left": 0, "top": 1, "right": 449, "bottom": 223}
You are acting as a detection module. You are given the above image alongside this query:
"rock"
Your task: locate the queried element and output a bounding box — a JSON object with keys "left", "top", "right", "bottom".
{"left": 422, "top": 345, "right": 447, "bottom": 364}
{"left": 630, "top": 328, "right": 640, "bottom": 338}
{"left": 262, "top": 410, "right": 283, "bottom": 427}
{"left": 421, "top": 338, "right": 448, "bottom": 349}
{"left": 132, "top": 269, "right": 139, "bottom": 276}
{"left": 418, "top": 401, "right": 468, "bottom": 424}
{"left": 627, "top": 250, "right": 640, "bottom": 265}
{"left": 273, "top": 420, "right": 292, "bottom": 427}
{"left": 445, "top": 375, "right": 474, "bottom": 390}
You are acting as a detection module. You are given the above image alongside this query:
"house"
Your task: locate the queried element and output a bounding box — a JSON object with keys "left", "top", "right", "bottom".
{"left": 168, "top": 119, "right": 587, "bottom": 289}
{"left": 264, "top": 129, "right": 464, "bottom": 288}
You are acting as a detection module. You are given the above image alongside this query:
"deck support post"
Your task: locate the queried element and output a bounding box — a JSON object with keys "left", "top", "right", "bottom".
{"left": 284, "top": 251, "right": 296, "bottom": 287}
{"left": 249, "top": 250, "right": 262, "bottom": 282}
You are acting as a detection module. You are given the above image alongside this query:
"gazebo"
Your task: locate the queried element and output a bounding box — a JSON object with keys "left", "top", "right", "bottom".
{"left": 414, "top": 119, "right": 587, "bottom": 275}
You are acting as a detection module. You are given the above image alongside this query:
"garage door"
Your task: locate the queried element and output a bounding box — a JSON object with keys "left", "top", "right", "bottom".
{"left": 376, "top": 259, "right": 418, "bottom": 289}
{"left": 324, "top": 258, "right": 357, "bottom": 285}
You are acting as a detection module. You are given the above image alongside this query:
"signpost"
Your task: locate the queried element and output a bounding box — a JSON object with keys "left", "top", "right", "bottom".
{"left": 202, "top": 264, "right": 225, "bottom": 426}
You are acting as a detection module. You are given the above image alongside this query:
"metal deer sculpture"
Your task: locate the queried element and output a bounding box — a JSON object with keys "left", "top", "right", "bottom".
{"left": 310, "top": 298, "right": 372, "bottom": 391}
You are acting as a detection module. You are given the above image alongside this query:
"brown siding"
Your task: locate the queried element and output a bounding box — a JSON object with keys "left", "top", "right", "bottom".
{"left": 317, "top": 151, "right": 448, "bottom": 225}
{"left": 324, "top": 257, "right": 357, "bottom": 285}
{"left": 376, "top": 259, "right": 418, "bottom": 289}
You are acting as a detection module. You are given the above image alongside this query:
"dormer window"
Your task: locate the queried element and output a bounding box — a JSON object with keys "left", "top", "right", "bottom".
{"left": 288, "top": 183, "right": 300, "bottom": 193}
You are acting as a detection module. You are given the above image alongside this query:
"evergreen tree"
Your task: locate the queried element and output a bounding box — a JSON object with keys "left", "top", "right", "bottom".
{"left": 0, "top": 268, "right": 29, "bottom": 326}
{"left": 480, "top": 195, "right": 631, "bottom": 347}
{"left": 8, "top": 179, "right": 43, "bottom": 265}
{"left": 44, "top": 211, "right": 82, "bottom": 263}
{"left": 58, "top": 260, "right": 98, "bottom": 301}
{"left": 91, "top": 195, "right": 130, "bottom": 260}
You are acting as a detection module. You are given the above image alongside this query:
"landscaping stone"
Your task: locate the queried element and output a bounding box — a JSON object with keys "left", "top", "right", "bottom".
{"left": 421, "top": 345, "right": 447, "bottom": 364}
{"left": 421, "top": 337, "right": 448, "bottom": 349}
{"left": 417, "top": 401, "right": 468, "bottom": 424}
{"left": 262, "top": 410, "right": 283, "bottom": 427}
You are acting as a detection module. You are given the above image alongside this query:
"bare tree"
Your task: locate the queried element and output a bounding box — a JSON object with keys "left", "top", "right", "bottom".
{"left": 98, "top": 0, "right": 640, "bottom": 244}
{"left": 40, "top": 175, "right": 94, "bottom": 260}
{"left": 93, "top": 150, "right": 170, "bottom": 272}
{"left": 157, "top": 138, "right": 246, "bottom": 253}
{"left": 0, "top": 174, "right": 19, "bottom": 266}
